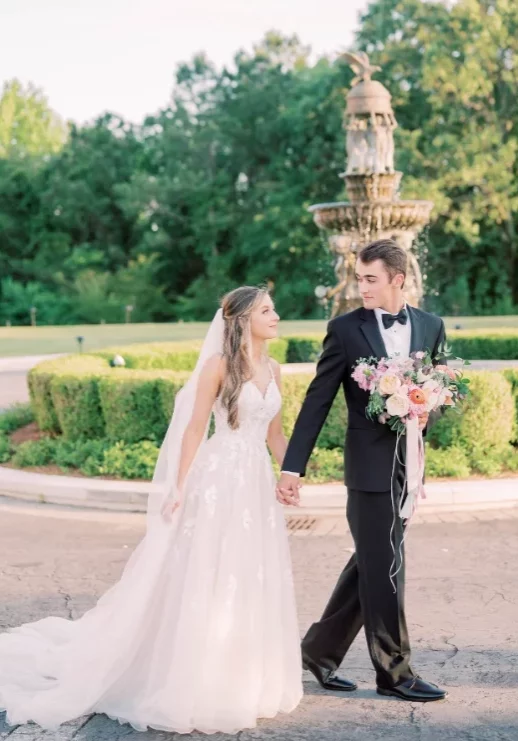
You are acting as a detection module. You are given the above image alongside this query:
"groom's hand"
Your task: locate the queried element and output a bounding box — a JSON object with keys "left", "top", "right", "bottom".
{"left": 276, "top": 472, "right": 301, "bottom": 507}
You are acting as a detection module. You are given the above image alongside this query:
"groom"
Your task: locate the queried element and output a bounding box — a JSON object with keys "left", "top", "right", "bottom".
{"left": 278, "top": 239, "right": 447, "bottom": 703}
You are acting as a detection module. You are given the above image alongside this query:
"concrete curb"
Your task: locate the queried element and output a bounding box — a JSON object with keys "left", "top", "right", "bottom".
{"left": 0, "top": 465, "right": 516, "bottom": 516}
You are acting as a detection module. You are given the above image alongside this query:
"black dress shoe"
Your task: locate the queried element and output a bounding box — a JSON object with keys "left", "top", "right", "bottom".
{"left": 377, "top": 676, "right": 447, "bottom": 703}
{"left": 302, "top": 655, "right": 357, "bottom": 692}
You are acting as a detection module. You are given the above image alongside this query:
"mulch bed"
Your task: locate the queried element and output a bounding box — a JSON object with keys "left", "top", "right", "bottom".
{"left": 10, "top": 422, "right": 50, "bottom": 446}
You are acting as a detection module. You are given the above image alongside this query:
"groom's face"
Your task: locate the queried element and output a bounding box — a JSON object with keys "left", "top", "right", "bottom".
{"left": 355, "top": 258, "right": 404, "bottom": 310}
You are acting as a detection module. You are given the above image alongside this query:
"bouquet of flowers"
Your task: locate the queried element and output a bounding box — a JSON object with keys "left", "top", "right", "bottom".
{"left": 351, "top": 344, "right": 470, "bottom": 527}
{"left": 351, "top": 344, "right": 470, "bottom": 435}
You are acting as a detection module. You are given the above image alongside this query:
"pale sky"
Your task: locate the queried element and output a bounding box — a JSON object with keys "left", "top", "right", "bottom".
{"left": 1, "top": 0, "right": 369, "bottom": 125}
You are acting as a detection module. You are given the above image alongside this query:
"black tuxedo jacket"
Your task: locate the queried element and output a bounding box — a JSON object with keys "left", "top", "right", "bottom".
{"left": 282, "top": 305, "right": 446, "bottom": 492}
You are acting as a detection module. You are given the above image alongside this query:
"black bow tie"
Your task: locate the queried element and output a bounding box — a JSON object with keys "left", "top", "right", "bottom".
{"left": 381, "top": 308, "right": 408, "bottom": 329}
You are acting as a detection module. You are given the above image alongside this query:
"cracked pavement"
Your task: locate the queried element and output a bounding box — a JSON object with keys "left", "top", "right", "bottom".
{"left": 0, "top": 502, "right": 517, "bottom": 740}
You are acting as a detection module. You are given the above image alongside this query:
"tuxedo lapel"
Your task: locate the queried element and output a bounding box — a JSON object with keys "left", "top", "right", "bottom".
{"left": 407, "top": 305, "right": 426, "bottom": 353}
{"left": 359, "top": 308, "right": 388, "bottom": 359}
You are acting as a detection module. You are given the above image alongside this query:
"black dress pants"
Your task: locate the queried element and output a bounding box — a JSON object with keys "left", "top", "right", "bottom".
{"left": 301, "top": 476, "right": 414, "bottom": 689}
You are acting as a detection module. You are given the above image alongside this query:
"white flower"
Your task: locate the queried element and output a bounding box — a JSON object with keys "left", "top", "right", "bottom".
{"left": 438, "top": 388, "right": 454, "bottom": 406}
{"left": 386, "top": 393, "right": 410, "bottom": 418}
{"left": 425, "top": 392, "right": 440, "bottom": 412}
{"left": 421, "top": 380, "right": 441, "bottom": 411}
{"left": 423, "top": 379, "right": 440, "bottom": 393}
{"left": 379, "top": 373, "right": 401, "bottom": 395}
{"left": 416, "top": 369, "right": 428, "bottom": 383}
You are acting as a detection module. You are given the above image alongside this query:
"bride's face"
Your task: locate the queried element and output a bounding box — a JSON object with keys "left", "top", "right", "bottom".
{"left": 249, "top": 294, "right": 280, "bottom": 340}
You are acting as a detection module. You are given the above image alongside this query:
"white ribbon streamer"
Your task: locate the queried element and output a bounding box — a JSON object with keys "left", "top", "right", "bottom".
{"left": 388, "top": 418, "right": 426, "bottom": 593}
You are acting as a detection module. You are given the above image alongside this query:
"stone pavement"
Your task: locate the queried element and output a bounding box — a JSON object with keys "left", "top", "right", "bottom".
{"left": 0, "top": 355, "right": 62, "bottom": 411}
{"left": 0, "top": 500, "right": 517, "bottom": 740}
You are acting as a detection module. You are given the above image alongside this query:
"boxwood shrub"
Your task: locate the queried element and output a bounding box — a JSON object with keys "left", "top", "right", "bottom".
{"left": 22, "top": 334, "right": 517, "bottom": 481}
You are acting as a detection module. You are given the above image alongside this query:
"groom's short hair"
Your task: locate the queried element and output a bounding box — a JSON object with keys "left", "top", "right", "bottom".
{"left": 358, "top": 239, "right": 407, "bottom": 286}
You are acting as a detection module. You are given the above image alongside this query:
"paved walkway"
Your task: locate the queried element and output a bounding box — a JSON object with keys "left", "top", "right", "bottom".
{"left": 0, "top": 355, "right": 62, "bottom": 411}
{"left": 0, "top": 499, "right": 516, "bottom": 740}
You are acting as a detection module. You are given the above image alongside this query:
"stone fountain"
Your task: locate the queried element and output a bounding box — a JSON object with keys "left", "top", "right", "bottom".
{"left": 311, "top": 51, "right": 434, "bottom": 317}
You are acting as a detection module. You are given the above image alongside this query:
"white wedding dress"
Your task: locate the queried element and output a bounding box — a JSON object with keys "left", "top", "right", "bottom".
{"left": 0, "top": 367, "right": 303, "bottom": 734}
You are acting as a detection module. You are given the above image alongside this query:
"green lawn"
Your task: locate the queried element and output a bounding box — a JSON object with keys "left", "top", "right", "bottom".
{"left": 0, "top": 316, "right": 517, "bottom": 357}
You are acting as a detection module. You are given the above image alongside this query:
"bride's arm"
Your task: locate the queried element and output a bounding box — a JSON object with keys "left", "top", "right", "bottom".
{"left": 266, "top": 360, "right": 288, "bottom": 468}
{"left": 176, "top": 354, "right": 224, "bottom": 493}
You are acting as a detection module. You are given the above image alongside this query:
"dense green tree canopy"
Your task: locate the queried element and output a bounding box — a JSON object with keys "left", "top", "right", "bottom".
{"left": 1, "top": 2, "right": 517, "bottom": 324}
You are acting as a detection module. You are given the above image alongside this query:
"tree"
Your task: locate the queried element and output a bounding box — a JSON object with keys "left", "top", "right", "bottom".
{"left": 357, "top": 0, "right": 518, "bottom": 313}
{"left": 2, "top": 12, "right": 518, "bottom": 323}
{"left": 0, "top": 79, "right": 67, "bottom": 159}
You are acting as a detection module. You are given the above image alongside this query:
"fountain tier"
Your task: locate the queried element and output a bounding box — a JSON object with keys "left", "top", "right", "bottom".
{"left": 310, "top": 51, "right": 433, "bottom": 316}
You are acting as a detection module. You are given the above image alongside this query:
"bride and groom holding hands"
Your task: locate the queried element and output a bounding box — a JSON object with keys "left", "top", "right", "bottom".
{"left": 0, "top": 238, "right": 447, "bottom": 735}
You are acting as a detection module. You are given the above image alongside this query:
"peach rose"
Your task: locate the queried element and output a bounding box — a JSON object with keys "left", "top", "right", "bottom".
{"left": 379, "top": 373, "right": 401, "bottom": 396}
{"left": 386, "top": 393, "right": 410, "bottom": 418}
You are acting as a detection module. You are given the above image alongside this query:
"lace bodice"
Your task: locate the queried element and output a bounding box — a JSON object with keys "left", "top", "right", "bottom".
{"left": 213, "top": 376, "right": 281, "bottom": 446}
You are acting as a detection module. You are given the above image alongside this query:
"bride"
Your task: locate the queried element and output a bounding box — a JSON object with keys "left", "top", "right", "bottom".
{"left": 0, "top": 286, "right": 303, "bottom": 735}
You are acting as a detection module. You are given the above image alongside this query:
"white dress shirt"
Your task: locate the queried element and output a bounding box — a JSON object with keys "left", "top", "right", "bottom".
{"left": 281, "top": 303, "right": 413, "bottom": 477}
{"left": 374, "top": 303, "right": 411, "bottom": 359}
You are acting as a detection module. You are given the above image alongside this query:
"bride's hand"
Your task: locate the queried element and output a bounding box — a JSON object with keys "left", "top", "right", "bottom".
{"left": 160, "top": 489, "right": 183, "bottom": 522}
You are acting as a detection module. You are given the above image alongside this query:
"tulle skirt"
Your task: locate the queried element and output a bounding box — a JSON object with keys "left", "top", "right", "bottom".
{"left": 0, "top": 434, "right": 303, "bottom": 733}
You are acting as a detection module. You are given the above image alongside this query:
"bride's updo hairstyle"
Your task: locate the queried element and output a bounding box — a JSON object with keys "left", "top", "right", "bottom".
{"left": 220, "top": 286, "right": 269, "bottom": 429}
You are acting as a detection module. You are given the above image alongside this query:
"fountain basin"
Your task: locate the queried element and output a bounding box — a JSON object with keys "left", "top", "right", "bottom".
{"left": 341, "top": 172, "right": 403, "bottom": 202}
{"left": 309, "top": 199, "right": 434, "bottom": 236}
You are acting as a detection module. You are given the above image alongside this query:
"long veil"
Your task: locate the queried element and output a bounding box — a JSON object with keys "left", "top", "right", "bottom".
{"left": 0, "top": 309, "right": 226, "bottom": 729}
{"left": 147, "top": 308, "right": 224, "bottom": 530}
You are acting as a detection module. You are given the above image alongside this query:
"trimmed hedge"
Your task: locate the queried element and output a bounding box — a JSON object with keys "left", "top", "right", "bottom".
{"left": 98, "top": 370, "right": 187, "bottom": 443}
{"left": 52, "top": 370, "right": 106, "bottom": 440}
{"left": 29, "top": 355, "right": 190, "bottom": 444}
{"left": 285, "top": 337, "right": 323, "bottom": 363}
{"left": 502, "top": 369, "right": 518, "bottom": 443}
{"left": 281, "top": 373, "right": 346, "bottom": 449}
{"left": 279, "top": 330, "right": 518, "bottom": 363}
{"left": 91, "top": 338, "right": 290, "bottom": 370}
{"left": 25, "top": 338, "right": 517, "bottom": 481}
{"left": 448, "top": 330, "right": 518, "bottom": 360}
{"left": 92, "top": 342, "right": 202, "bottom": 371}
{"left": 28, "top": 349, "right": 518, "bottom": 453}
{"left": 426, "top": 370, "right": 516, "bottom": 475}
{"left": 28, "top": 356, "right": 108, "bottom": 434}
{"left": 85, "top": 330, "right": 518, "bottom": 373}
{"left": 28, "top": 356, "right": 345, "bottom": 447}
